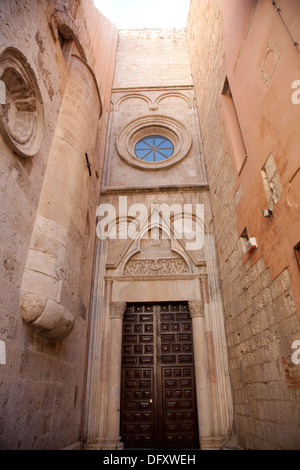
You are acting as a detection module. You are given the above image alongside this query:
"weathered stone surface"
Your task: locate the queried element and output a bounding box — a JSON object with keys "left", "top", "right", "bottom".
{"left": 0, "top": 0, "right": 117, "bottom": 450}
{"left": 187, "top": 0, "right": 300, "bottom": 450}
{"left": 0, "top": 0, "right": 299, "bottom": 453}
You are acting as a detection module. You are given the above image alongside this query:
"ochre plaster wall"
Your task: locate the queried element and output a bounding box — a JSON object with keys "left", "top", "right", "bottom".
{"left": 187, "top": 0, "right": 300, "bottom": 450}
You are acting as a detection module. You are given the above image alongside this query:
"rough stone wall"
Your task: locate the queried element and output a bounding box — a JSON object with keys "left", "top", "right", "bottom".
{"left": 113, "top": 29, "right": 193, "bottom": 88}
{"left": 187, "top": 0, "right": 300, "bottom": 450}
{"left": 0, "top": 0, "right": 117, "bottom": 449}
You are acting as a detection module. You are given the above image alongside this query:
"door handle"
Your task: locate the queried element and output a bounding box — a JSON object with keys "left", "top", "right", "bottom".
{"left": 149, "top": 399, "right": 152, "bottom": 403}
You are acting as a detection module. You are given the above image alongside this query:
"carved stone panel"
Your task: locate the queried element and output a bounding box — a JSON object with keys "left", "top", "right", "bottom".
{"left": 123, "top": 233, "right": 189, "bottom": 276}
{"left": 0, "top": 47, "right": 44, "bottom": 157}
{"left": 124, "top": 258, "right": 188, "bottom": 276}
{"left": 259, "top": 39, "right": 280, "bottom": 88}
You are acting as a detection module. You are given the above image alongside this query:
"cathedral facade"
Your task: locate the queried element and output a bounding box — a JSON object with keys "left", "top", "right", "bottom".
{"left": 0, "top": 0, "right": 299, "bottom": 450}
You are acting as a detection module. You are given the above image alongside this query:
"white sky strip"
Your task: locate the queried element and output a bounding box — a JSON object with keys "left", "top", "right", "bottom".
{"left": 93, "top": 0, "right": 190, "bottom": 29}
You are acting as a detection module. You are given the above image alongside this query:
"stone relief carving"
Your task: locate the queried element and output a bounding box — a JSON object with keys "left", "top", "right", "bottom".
{"left": 112, "top": 91, "right": 193, "bottom": 112}
{"left": 0, "top": 46, "right": 44, "bottom": 157}
{"left": 188, "top": 299, "right": 204, "bottom": 318}
{"left": 124, "top": 257, "right": 188, "bottom": 276}
{"left": 110, "top": 301, "right": 127, "bottom": 319}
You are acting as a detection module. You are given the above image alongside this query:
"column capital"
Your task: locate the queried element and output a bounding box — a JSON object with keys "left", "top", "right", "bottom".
{"left": 188, "top": 299, "right": 204, "bottom": 318}
{"left": 110, "top": 301, "right": 127, "bottom": 320}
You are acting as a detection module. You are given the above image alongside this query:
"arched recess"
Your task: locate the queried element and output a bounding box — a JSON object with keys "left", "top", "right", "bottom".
{"left": 113, "top": 93, "right": 153, "bottom": 112}
{"left": 154, "top": 92, "right": 193, "bottom": 109}
{"left": 102, "top": 204, "right": 206, "bottom": 278}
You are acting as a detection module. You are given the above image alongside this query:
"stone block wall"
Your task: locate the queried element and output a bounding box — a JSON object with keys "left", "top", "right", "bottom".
{"left": 0, "top": 0, "right": 117, "bottom": 449}
{"left": 187, "top": 0, "right": 300, "bottom": 449}
{"left": 113, "top": 29, "right": 193, "bottom": 89}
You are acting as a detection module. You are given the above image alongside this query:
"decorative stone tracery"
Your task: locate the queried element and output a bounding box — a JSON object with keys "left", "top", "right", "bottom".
{"left": 116, "top": 114, "right": 192, "bottom": 170}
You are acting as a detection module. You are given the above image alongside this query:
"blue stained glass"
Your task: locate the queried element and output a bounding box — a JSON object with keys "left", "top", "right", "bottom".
{"left": 134, "top": 135, "right": 174, "bottom": 162}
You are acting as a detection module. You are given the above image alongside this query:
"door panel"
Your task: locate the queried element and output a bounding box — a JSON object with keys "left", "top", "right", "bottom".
{"left": 121, "top": 306, "right": 155, "bottom": 449}
{"left": 121, "top": 302, "right": 199, "bottom": 449}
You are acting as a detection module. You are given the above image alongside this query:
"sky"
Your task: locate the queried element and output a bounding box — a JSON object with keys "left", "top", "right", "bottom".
{"left": 93, "top": 0, "right": 191, "bottom": 29}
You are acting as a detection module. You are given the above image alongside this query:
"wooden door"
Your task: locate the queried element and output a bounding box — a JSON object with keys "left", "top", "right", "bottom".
{"left": 121, "top": 302, "right": 199, "bottom": 449}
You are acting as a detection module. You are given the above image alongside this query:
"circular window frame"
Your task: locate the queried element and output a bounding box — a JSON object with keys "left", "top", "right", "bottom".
{"left": 116, "top": 115, "right": 192, "bottom": 170}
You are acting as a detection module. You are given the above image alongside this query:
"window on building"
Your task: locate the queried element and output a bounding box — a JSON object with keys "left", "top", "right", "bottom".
{"left": 134, "top": 135, "right": 174, "bottom": 162}
{"left": 221, "top": 77, "right": 248, "bottom": 174}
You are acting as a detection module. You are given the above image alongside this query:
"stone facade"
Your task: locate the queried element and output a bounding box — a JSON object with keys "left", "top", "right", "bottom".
{"left": 84, "top": 28, "right": 233, "bottom": 450}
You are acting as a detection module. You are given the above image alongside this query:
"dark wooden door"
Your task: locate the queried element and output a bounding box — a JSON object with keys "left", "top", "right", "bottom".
{"left": 121, "top": 302, "right": 199, "bottom": 449}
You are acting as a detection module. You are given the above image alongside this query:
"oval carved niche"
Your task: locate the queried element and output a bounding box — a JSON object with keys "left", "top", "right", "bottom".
{"left": 0, "top": 47, "right": 44, "bottom": 157}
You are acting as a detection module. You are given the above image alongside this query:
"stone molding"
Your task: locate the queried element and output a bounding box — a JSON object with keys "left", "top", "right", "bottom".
{"left": 110, "top": 301, "right": 127, "bottom": 320}
{"left": 101, "top": 183, "right": 209, "bottom": 194}
{"left": 0, "top": 46, "right": 44, "bottom": 157}
{"left": 188, "top": 299, "right": 204, "bottom": 318}
{"left": 112, "top": 85, "right": 194, "bottom": 93}
{"left": 200, "top": 436, "right": 225, "bottom": 450}
{"left": 113, "top": 90, "right": 193, "bottom": 112}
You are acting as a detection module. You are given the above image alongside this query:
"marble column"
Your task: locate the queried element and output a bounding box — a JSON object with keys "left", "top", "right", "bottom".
{"left": 188, "top": 300, "right": 214, "bottom": 449}
{"left": 104, "top": 300, "right": 127, "bottom": 449}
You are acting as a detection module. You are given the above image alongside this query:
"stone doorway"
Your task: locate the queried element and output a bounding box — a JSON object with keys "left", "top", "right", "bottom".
{"left": 120, "top": 302, "right": 199, "bottom": 449}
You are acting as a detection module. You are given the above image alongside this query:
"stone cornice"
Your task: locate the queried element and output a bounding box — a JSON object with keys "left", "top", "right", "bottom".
{"left": 112, "top": 85, "right": 194, "bottom": 93}
{"left": 101, "top": 183, "right": 209, "bottom": 195}
{"left": 105, "top": 273, "right": 207, "bottom": 282}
